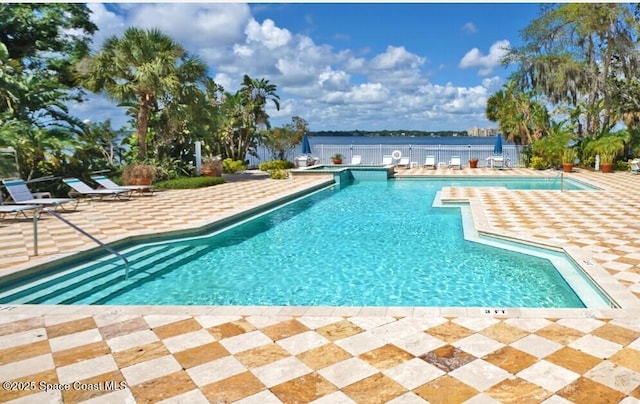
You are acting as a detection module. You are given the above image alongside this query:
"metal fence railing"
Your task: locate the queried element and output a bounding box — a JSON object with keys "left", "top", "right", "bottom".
{"left": 247, "top": 144, "right": 523, "bottom": 168}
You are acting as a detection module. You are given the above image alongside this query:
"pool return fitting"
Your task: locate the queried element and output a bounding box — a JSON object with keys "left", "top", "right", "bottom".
{"left": 33, "top": 209, "right": 131, "bottom": 279}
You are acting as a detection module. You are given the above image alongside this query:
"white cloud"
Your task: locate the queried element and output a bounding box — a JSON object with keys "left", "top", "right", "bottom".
{"left": 245, "top": 18, "right": 292, "bottom": 50}
{"left": 86, "top": 3, "right": 127, "bottom": 49}
{"left": 462, "top": 22, "right": 478, "bottom": 34}
{"left": 75, "top": 4, "right": 502, "bottom": 131}
{"left": 370, "top": 46, "right": 425, "bottom": 70}
{"left": 318, "top": 69, "right": 351, "bottom": 91}
{"left": 124, "top": 3, "right": 250, "bottom": 48}
{"left": 459, "top": 40, "right": 510, "bottom": 76}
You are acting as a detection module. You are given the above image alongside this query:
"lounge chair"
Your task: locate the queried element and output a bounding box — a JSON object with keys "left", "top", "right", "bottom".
{"left": 398, "top": 157, "right": 410, "bottom": 169}
{"left": 448, "top": 156, "right": 462, "bottom": 169}
{"left": 382, "top": 155, "right": 393, "bottom": 165}
{"left": 0, "top": 205, "right": 41, "bottom": 219}
{"left": 424, "top": 156, "right": 436, "bottom": 169}
{"left": 62, "top": 178, "right": 131, "bottom": 200}
{"left": 351, "top": 155, "right": 362, "bottom": 165}
{"left": 2, "top": 179, "right": 79, "bottom": 212}
{"left": 631, "top": 159, "right": 640, "bottom": 174}
{"left": 492, "top": 156, "right": 505, "bottom": 170}
{"left": 0, "top": 192, "right": 41, "bottom": 219}
{"left": 91, "top": 175, "right": 154, "bottom": 194}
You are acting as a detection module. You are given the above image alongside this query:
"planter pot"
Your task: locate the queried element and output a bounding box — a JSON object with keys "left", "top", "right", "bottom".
{"left": 201, "top": 167, "right": 222, "bottom": 177}
{"left": 601, "top": 162, "right": 614, "bottom": 173}
{"left": 130, "top": 177, "right": 152, "bottom": 186}
{"left": 562, "top": 163, "right": 574, "bottom": 173}
{"left": 332, "top": 159, "right": 342, "bottom": 164}
{"left": 469, "top": 159, "right": 478, "bottom": 169}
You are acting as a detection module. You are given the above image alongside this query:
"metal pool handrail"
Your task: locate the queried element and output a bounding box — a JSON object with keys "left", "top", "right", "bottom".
{"left": 34, "top": 209, "right": 131, "bottom": 279}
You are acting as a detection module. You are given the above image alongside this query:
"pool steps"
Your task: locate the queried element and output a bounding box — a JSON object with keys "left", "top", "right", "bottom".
{"left": 0, "top": 244, "right": 210, "bottom": 305}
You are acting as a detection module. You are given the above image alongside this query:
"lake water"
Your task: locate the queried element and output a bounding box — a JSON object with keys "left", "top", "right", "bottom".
{"left": 307, "top": 135, "right": 502, "bottom": 146}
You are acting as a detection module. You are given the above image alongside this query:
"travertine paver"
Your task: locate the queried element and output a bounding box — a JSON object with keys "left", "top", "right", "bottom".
{"left": 0, "top": 167, "right": 639, "bottom": 402}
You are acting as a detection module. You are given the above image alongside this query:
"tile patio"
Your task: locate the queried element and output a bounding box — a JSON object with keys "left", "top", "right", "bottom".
{"left": 0, "top": 167, "right": 639, "bottom": 403}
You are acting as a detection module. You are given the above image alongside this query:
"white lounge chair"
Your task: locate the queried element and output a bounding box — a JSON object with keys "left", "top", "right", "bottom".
{"left": 351, "top": 155, "right": 362, "bottom": 165}
{"left": 492, "top": 156, "right": 505, "bottom": 170}
{"left": 63, "top": 178, "right": 131, "bottom": 200}
{"left": 3, "top": 179, "right": 79, "bottom": 211}
{"left": 382, "top": 155, "right": 393, "bottom": 165}
{"left": 631, "top": 159, "right": 640, "bottom": 174}
{"left": 91, "top": 175, "right": 154, "bottom": 194}
{"left": 449, "top": 156, "right": 462, "bottom": 169}
{"left": 424, "top": 156, "right": 436, "bottom": 169}
{"left": 398, "top": 157, "right": 410, "bottom": 169}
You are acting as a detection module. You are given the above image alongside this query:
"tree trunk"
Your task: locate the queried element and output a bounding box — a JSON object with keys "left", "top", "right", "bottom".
{"left": 137, "top": 95, "right": 151, "bottom": 161}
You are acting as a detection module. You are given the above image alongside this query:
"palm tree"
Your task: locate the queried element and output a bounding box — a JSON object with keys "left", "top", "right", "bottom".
{"left": 79, "top": 28, "right": 206, "bottom": 161}
{"left": 486, "top": 79, "right": 549, "bottom": 145}
{"left": 240, "top": 74, "right": 280, "bottom": 128}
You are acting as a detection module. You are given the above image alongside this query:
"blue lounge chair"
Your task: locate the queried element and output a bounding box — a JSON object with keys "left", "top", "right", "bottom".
{"left": 63, "top": 178, "right": 132, "bottom": 200}
{"left": 0, "top": 204, "right": 40, "bottom": 219}
{"left": 91, "top": 175, "right": 154, "bottom": 195}
{"left": 3, "top": 179, "right": 79, "bottom": 212}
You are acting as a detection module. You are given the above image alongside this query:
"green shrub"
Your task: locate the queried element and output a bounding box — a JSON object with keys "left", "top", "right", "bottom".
{"left": 529, "top": 156, "right": 550, "bottom": 170}
{"left": 259, "top": 160, "right": 294, "bottom": 171}
{"left": 222, "top": 158, "right": 247, "bottom": 174}
{"left": 615, "top": 160, "right": 629, "bottom": 171}
{"left": 268, "top": 169, "right": 289, "bottom": 179}
{"left": 153, "top": 176, "right": 225, "bottom": 190}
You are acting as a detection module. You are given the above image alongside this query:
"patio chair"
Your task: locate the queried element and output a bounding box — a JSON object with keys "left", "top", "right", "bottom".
{"left": 0, "top": 193, "right": 40, "bottom": 219}
{"left": 382, "top": 155, "right": 393, "bottom": 165}
{"left": 62, "top": 178, "right": 132, "bottom": 200}
{"left": 398, "top": 157, "right": 410, "bottom": 169}
{"left": 2, "top": 179, "right": 79, "bottom": 212}
{"left": 91, "top": 175, "right": 154, "bottom": 194}
{"left": 492, "top": 156, "right": 505, "bottom": 170}
{"left": 448, "top": 156, "right": 462, "bottom": 169}
{"left": 351, "top": 155, "right": 362, "bottom": 165}
{"left": 424, "top": 155, "right": 436, "bottom": 169}
{"left": 631, "top": 159, "right": 640, "bottom": 174}
{"left": 0, "top": 204, "right": 40, "bottom": 219}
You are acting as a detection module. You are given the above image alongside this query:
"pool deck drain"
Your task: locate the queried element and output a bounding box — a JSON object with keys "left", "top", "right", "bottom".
{"left": 0, "top": 168, "right": 639, "bottom": 402}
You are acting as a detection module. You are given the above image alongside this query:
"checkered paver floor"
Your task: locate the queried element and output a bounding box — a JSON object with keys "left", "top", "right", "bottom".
{"left": 1, "top": 310, "right": 639, "bottom": 403}
{"left": 1, "top": 167, "right": 640, "bottom": 403}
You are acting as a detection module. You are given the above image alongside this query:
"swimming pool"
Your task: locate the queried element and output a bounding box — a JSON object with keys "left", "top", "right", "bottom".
{"left": 0, "top": 178, "right": 609, "bottom": 308}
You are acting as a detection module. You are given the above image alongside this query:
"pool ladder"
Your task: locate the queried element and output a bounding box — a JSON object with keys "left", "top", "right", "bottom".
{"left": 33, "top": 209, "right": 131, "bottom": 279}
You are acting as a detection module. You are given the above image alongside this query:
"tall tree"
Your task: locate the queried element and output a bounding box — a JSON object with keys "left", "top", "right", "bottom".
{"left": 0, "top": 4, "right": 96, "bottom": 129}
{"left": 240, "top": 74, "right": 280, "bottom": 129}
{"left": 506, "top": 4, "right": 640, "bottom": 138}
{"left": 78, "top": 28, "right": 207, "bottom": 161}
{"left": 486, "top": 79, "right": 549, "bottom": 145}
{"left": 0, "top": 4, "right": 96, "bottom": 180}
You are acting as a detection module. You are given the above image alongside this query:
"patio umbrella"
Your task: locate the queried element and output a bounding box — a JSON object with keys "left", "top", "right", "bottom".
{"left": 301, "top": 134, "right": 312, "bottom": 154}
{"left": 494, "top": 134, "right": 503, "bottom": 155}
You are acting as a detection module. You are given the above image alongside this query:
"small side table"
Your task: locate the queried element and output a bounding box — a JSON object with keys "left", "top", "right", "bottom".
{"left": 409, "top": 161, "right": 418, "bottom": 169}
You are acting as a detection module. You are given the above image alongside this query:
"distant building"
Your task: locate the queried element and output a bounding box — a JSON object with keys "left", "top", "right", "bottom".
{"left": 467, "top": 126, "right": 498, "bottom": 137}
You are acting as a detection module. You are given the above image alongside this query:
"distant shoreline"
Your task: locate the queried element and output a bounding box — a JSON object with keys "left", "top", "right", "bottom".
{"left": 309, "top": 130, "right": 475, "bottom": 137}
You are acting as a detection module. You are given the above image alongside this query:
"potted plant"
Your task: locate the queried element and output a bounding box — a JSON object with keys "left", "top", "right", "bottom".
{"left": 586, "top": 135, "right": 624, "bottom": 173}
{"left": 331, "top": 153, "right": 343, "bottom": 164}
{"left": 201, "top": 155, "right": 222, "bottom": 177}
{"left": 122, "top": 163, "right": 156, "bottom": 185}
{"left": 468, "top": 158, "right": 479, "bottom": 169}
{"left": 561, "top": 148, "right": 577, "bottom": 173}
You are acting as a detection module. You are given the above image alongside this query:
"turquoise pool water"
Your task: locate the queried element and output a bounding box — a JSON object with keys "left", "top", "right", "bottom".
{"left": 0, "top": 178, "right": 593, "bottom": 308}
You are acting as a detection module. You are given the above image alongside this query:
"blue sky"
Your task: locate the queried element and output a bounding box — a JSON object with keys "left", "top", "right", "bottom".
{"left": 70, "top": 3, "right": 542, "bottom": 132}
